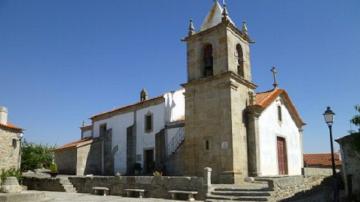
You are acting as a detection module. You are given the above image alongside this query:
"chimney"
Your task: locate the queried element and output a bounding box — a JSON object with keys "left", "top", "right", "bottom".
{"left": 0, "top": 106, "right": 8, "bottom": 125}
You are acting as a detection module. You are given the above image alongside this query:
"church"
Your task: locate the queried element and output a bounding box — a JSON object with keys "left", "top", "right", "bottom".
{"left": 54, "top": 1, "right": 305, "bottom": 184}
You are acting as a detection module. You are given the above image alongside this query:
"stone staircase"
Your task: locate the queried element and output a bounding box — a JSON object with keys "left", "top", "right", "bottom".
{"left": 59, "top": 177, "right": 77, "bottom": 193}
{"left": 206, "top": 183, "right": 274, "bottom": 202}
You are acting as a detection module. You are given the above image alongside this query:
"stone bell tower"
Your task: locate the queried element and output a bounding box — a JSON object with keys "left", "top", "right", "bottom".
{"left": 182, "top": 1, "right": 257, "bottom": 184}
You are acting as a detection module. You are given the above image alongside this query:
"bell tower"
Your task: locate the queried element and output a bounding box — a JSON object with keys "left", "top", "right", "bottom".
{"left": 182, "top": 1, "right": 257, "bottom": 183}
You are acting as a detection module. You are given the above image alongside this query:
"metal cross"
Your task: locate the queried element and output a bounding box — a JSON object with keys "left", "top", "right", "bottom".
{"left": 271, "top": 66, "right": 278, "bottom": 88}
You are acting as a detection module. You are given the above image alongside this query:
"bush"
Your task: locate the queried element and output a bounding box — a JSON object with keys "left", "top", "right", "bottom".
{"left": 0, "top": 168, "right": 22, "bottom": 184}
{"left": 49, "top": 162, "right": 58, "bottom": 173}
{"left": 21, "top": 139, "right": 55, "bottom": 171}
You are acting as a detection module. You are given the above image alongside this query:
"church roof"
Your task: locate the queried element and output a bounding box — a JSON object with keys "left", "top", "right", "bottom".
{"left": 91, "top": 95, "right": 164, "bottom": 121}
{"left": 200, "top": 1, "right": 234, "bottom": 31}
{"left": 254, "top": 88, "right": 305, "bottom": 128}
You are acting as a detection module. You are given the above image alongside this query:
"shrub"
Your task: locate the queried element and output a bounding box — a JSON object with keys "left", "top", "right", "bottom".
{"left": 21, "top": 139, "right": 55, "bottom": 171}
{"left": 49, "top": 162, "right": 58, "bottom": 173}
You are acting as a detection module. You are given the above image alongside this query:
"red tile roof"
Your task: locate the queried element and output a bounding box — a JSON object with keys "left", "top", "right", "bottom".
{"left": 54, "top": 138, "right": 93, "bottom": 152}
{"left": 253, "top": 88, "right": 305, "bottom": 128}
{"left": 0, "top": 122, "right": 23, "bottom": 133}
{"left": 304, "top": 153, "right": 341, "bottom": 168}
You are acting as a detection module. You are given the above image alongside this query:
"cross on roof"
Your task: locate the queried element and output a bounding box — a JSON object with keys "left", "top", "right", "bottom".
{"left": 271, "top": 66, "right": 279, "bottom": 88}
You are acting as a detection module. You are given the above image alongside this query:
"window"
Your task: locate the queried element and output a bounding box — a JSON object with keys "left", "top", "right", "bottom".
{"left": 277, "top": 105, "right": 282, "bottom": 122}
{"left": 145, "top": 113, "right": 153, "bottom": 133}
{"left": 203, "top": 44, "right": 213, "bottom": 77}
{"left": 236, "top": 44, "right": 244, "bottom": 77}
{"left": 12, "top": 139, "right": 17, "bottom": 148}
{"left": 205, "top": 140, "right": 210, "bottom": 150}
{"left": 100, "top": 124, "right": 107, "bottom": 137}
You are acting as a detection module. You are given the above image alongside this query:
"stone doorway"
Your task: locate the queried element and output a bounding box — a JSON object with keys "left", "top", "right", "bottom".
{"left": 277, "top": 137, "right": 288, "bottom": 175}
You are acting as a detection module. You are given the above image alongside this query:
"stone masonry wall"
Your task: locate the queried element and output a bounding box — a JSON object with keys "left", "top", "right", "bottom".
{"left": 54, "top": 148, "right": 77, "bottom": 175}
{"left": 69, "top": 176, "right": 205, "bottom": 200}
{"left": 22, "top": 176, "right": 205, "bottom": 200}
{"left": 0, "top": 128, "right": 20, "bottom": 171}
{"left": 256, "top": 176, "right": 326, "bottom": 200}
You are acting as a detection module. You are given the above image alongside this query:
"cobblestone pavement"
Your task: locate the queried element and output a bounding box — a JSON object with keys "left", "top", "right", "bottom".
{"left": 43, "top": 191, "right": 194, "bottom": 202}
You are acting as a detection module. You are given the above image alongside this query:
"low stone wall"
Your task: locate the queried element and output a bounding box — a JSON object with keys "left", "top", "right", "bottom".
{"left": 303, "top": 167, "right": 339, "bottom": 176}
{"left": 256, "top": 175, "right": 326, "bottom": 200}
{"left": 22, "top": 177, "right": 65, "bottom": 192}
{"left": 22, "top": 175, "right": 206, "bottom": 200}
{"left": 69, "top": 176, "right": 205, "bottom": 200}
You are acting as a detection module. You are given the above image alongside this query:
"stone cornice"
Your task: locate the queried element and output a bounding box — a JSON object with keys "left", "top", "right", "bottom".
{"left": 182, "top": 72, "right": 257, "bottom": 90}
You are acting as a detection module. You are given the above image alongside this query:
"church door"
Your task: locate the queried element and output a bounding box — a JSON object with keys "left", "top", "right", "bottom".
{"left": 277, "top": 137, "right": 288, "bottom": 175}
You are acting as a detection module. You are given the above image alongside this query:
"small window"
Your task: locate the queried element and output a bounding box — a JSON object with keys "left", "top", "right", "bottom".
{"left": 145, "top": 113, "right": 153, "bottom": 133}
{"left": 205, "top": 140, "right": 210, "bottom": 150}
{"left": 12, "top": 139, "right": 17, "bottom": 148}
{"left": 100, "top": 124, "right": 107, "bottom": 137}
{"left": 277, "top": 106, "right": 282, "bottom": 122}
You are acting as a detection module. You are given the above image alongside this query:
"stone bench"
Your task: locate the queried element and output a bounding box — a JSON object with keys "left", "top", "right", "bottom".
{"left": 92, "top": 186, "right": 109, "bottom": 196}
{"left": 124, "top": 188, "right": 146, "bottom": 198}
{"left": 169, "top": 190, "right": 198, "bottom": 201}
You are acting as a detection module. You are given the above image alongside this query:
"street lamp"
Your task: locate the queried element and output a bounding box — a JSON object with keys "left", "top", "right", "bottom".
{"left": 323, "top": 106, "right": 336, "bottom": 176}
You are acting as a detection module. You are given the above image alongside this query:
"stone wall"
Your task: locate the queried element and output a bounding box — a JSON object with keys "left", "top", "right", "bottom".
{"left": 256, "top": 176, "right": 326, "bottom": 200}
{"left": 0, "top": 128, "right": 20, "bottom": 171}
{"left": 336, "top": 133, "right": 360, "bottom": 201}
{"left": 22, "top": 176, "right": 206, "bottom": 200}
{"left": 54, "top": 148, "right": 77, "bottom": 175}
{"left": 303, "top": 167, "right": 339, "bottom": 177}
{"left": 22, "top": 177, "right": 65, "bottom": 192}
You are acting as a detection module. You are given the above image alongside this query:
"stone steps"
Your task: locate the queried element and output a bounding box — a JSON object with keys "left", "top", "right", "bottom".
{"left": 59, "top": 177, "right": 77, "bottom": 193}
{"left": 206, "top": 185, "right": 273, "bottom": 202}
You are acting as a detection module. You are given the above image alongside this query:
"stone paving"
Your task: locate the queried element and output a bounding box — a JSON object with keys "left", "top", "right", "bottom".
{"left": 42, "top": 191, "right": 192, "bottom": 202}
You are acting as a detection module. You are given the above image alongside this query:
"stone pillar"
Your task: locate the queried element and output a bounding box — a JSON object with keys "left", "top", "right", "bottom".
{"left": 1, "top": 177, "right": 22, "bottom": 193}
{"left": 246, "top": 110, "right": 261, "bottom": 177}
{"left": 204, "top": 167, "right": 212, "bottom": 193}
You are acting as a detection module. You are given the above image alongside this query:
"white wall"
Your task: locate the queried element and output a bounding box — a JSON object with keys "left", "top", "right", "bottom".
{"left": 258, "top": 96, "right": 303, "bottom": 176}
{"left": 135, "top": 103, "right": 165, "bottom": 167}
{"left": 82, "top": 130, "right": 92, "bottom": 139}
{"left": 164, "top": 89, "right": 185, "bottom": 123}
{"left": 92, "top": 112, "right": 135, "bottom": 174}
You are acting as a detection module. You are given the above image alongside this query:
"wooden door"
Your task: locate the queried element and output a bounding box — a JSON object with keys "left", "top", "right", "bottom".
{"left": 277, "top": 137, "right": 288, "bottom": 175}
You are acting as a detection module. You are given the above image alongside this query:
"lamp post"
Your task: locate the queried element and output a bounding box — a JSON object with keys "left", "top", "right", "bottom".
{"left": 323, "top": 106, "right": 336, "bottom": 176}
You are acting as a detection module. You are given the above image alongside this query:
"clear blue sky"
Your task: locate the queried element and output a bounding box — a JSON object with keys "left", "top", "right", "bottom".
{"left": 1, "top": 0, "right": 359, "bottom": 153}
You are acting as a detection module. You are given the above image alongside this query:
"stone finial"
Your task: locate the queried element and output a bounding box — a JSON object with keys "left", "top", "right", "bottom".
{"left": 242, "top": 21, "right": 248, "bottom": 35}
{"left": 140, "top": 88, "right": 149, "bottom": 102}
{"left": 188, "top": 19, "right": 196, "bottom": 36}
{"left": 271, "top": 66, "right": 279, "bottom": 88}
{"left": 249, "top": 91, "right": 256, "bottom": 105}
{"left": 221, "top": 1, "right": 229, "bottom": 21}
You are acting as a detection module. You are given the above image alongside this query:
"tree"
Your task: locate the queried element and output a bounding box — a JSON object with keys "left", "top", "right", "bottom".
{"left": 351, "top": 105, "right": 360, "bottom": 130}
{"left": 21, "top": 139, "right": 55, "bottom": 171}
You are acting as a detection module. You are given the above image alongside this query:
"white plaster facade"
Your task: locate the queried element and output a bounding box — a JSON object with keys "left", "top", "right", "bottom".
{"left": 258, "top": 96, "right": 303, "bottom": 176}
{"left": 88, "top": 89, "right": 185, "bottom": 174}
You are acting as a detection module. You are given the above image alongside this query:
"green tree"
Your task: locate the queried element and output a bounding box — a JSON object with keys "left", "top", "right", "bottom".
{"left": 351, "top": 104, "right": 360, "bottom": 129}
{"left": 21, "top": 139, "right": 55, "bottom": 171}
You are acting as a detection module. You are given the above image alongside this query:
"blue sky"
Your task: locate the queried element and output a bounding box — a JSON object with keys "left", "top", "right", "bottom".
{"left": 0, "top": 0, "right": 359, "bottom": 153}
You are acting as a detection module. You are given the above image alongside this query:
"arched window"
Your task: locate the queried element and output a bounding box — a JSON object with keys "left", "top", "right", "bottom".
{"left": 236, "top": 44, "right": 244, "bottom": 77}
{"left": 203, "top": 44, "right": 213, "bottom": 77}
